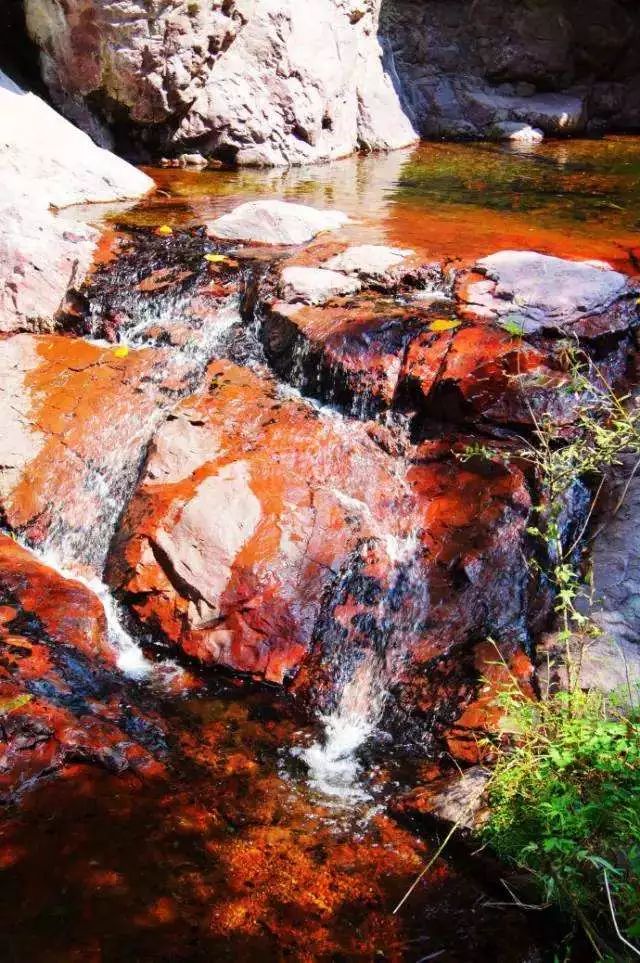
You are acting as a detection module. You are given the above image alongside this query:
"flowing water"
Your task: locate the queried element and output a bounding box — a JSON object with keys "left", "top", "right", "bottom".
{"left": 3, "top": 136, "right": 640, "bottom": 961}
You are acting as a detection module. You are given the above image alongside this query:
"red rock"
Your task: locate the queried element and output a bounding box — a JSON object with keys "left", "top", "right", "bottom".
{"left": 0, "top": 333, "right": 192, "bottom": 571}
{"left": 0, "top": 535, "right": 111, "bottom": 664}
{"left": 106, "top": 361, "right": 417, "bottom": 684}
{"left": 0, "top": 535, "right": 165, "bottom": 799}
{"left": 399, "top": 321, "right": 576, "bottom": 425}
{"left": 444, "top": 639, "right": 536, "bottom": 765}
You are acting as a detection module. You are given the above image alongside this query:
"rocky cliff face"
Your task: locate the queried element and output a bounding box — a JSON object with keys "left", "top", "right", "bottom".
{"left": 23, "top": 0, "right": 417, "bottom": 164}
{"left": 383, "top": 0, "right": 640, "bottom": 138}
{"left": 18, "top": 0, "right": 640, "bottom": 165}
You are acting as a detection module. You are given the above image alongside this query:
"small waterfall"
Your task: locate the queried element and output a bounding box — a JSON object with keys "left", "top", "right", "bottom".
{"left": 298, "top": 531, "right": 428, "bottom": 803}
{"left": 21, "top": 267, "right": 247, "bottom": 684}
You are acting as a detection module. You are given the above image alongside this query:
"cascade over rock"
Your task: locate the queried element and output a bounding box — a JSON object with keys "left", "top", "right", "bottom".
{"left": 105, "top": 361, "right": 418, "bottom": 684}
{"left": 0, "top": 535, "right": 165, "bottom": 799}
{"left": 0, "top": 334, "right": 193, "bottom": 571}
{"left": 261, "top": 242, "right": 639, "bottom": 425}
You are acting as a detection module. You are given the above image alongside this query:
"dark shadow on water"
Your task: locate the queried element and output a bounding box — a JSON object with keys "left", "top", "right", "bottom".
{"left": 0, "top": 689, "right": 554, "bottom": 962}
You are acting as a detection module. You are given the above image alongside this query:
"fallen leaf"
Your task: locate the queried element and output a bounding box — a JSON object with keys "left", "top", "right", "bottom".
{"left": 113, "top": 345, "right": 130, "bottom": 358}
{"left": 428, "top": 318, "right": 461, "bottom": 332}
{"left": 155, "top": 225, "right": 173, "bottom": 237}
{"left": 0, "top": 694, "right": 33, "bottom": 716}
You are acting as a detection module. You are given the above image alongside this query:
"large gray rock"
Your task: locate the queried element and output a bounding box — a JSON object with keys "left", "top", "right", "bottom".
{"left": 279, "top": 266, "right": 362, "bottom": 304}
{"left": 0, "top": 69, "right": 153, "bottom": 209}
{"left": 22, "top": 0, "right": 640, "bottom": 161}
{"left": 589, "top": 454, "right": 640, "bottom": 686}
{"left": 538, "top": 454, "right": 640, "bottom": 704}
{"left": 25, "top": 0, "right": 418, "bottom": 166}
{"left": 0, "top": 69, "right": 153, "bottom": 332}
{"left": 209, "top": 200, "right": 349, "bottom": 244}
{"left": 459, "top": 251, "right": 638, "bottom": 336}
{"left": 0, "top": 191, "right": 97, "bottom": 334}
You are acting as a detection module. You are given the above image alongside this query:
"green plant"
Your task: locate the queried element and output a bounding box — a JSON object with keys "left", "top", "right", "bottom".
{"left": 462, "top": 352, "right": 640, "bottom": 956}
{"left": 461, "top": 349, "right": 640, "bottom": 686}
{"left": 482, "top": 683, "right": 640, "bottom": 959}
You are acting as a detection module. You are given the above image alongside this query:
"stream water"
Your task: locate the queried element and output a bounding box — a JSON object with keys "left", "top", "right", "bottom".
{"left": 3, "top": 136, "right": 640, "bottom": 962}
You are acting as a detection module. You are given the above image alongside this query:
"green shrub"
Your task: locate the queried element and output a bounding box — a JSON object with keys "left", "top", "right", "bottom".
{"left": 482, "top": 685, "right": 640, "bottom": 958}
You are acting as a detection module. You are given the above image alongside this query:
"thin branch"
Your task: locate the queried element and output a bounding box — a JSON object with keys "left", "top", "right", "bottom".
{"left": 611, "top": 452, "right": 640, "bottom": 519}
{"left": 603, "top": 870, "right": 640, "bottom": 958}
{"left": 393, "top": 821, "right": 460, "bottom": 915}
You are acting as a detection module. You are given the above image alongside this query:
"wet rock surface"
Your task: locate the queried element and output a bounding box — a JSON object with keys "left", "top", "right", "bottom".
{"left": 392, "top": 766, "right": 491, "bottom": 831}
{"left": 0, "top": 535, "right": 165, "bottom": 800}
{"left": 0, "top": 334, "right": 192, "bottom": 571}
{"left": 261, "top": 241, "right": 638, "bottom": 426}
{"left": 1, "top": 163, "right": 639, "bottom": 958}
{"left": 105, "top": 360, "right": 417, "bottom": 685}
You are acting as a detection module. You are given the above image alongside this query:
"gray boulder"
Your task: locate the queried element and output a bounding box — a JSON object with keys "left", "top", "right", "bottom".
{"left": 279, "top": 266, "right": 362, "bottom": 304}
{"left": 25, "top": 0, "right": 417, "bottom": 166}
{"left": 0, "top": 70, "right": 153, "bottom": 209}
{"left": 323, "top": 244, "right": 414, "bottom": 279}
{"left": 459, "top": 250, "right": 638, "bottom": 336}
{"left": 0, "top": 69, "right": 153, "bottom": 332}
{"left": 209, "top": 200, "right": 349, "bottom": 244}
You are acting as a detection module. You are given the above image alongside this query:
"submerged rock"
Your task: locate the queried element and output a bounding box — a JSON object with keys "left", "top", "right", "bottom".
{"left": 392, "top": 766, "right": 491, "bottom": 831}
{"left": 492, "top": 121, "right": 544, "bottom": 143}
{"left": 79, "top": 226, "right": 245, "bottom": 350}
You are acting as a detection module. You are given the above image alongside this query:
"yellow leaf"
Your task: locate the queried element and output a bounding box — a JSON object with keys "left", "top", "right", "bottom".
{"left": 0, "top": 694, "right": 33, "bottom": 716}
{"left": 428, "top": 318, "right": 461, "bottom": 332}
{"left": 155, "top": 225, "right": 173, "bottom": 236}
{"left": 113, "top": 345, "right": 129, "bottom": 358}
{"left": 204, "top": 253, "right": 229, "bottom": 263}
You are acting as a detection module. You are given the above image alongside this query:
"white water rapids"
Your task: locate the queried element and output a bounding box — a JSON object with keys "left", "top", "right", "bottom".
{"left": 295, "top": 530, "right": 429, "bottom": 804}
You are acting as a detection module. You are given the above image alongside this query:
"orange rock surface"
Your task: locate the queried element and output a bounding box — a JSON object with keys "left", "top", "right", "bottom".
{"left": 106, "top": 361, "right": 417, "bottom": 683}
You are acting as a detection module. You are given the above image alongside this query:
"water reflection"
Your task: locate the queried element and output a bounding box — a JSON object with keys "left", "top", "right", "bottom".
{"left": 100, "top": 135, "right": 640, "bottom": 274}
